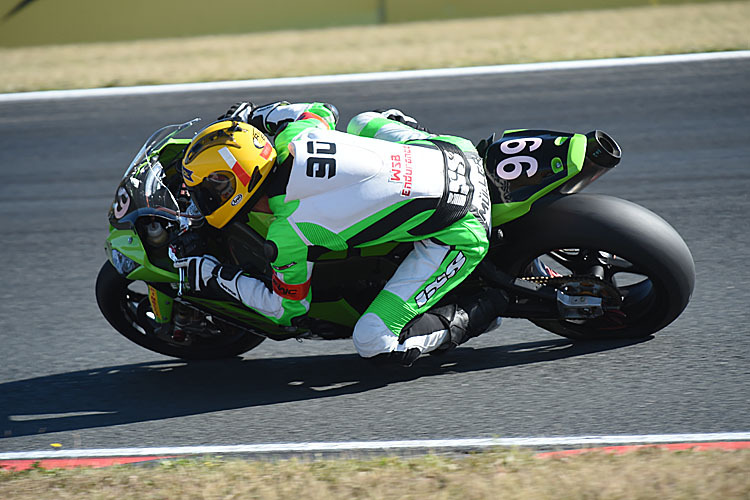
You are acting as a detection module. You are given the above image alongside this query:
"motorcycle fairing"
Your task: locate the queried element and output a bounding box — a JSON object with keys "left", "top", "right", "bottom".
{"left": 487, "top": 130, "right": 586, "bottom": 226}
{"left": 105, "top": 227, "right": 178, "bottom": 282}
{"left": 109, "top": 140, "right": 191, "bottom": 231}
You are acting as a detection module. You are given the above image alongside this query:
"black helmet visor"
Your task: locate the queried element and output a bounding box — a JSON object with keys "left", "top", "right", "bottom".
{"left": 189, "top": 170, "right": 236, "bottom": 216}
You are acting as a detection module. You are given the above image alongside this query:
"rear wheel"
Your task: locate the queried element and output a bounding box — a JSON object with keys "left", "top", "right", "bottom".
{"left": 95, "top": 261, "right": 265, "bottom": 359}
{"left": 490, "top": 194, "right": 695, "bottom": 339}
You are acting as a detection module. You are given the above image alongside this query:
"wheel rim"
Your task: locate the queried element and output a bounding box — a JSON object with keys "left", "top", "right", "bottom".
{"left": 116, "top": 280, "right": 254, "bottom": 352}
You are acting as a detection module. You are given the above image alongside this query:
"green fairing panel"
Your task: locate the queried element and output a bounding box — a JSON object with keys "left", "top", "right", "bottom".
{"left": 106, "top": 227, "right": 179, "bottom": 282}
{"left": 158, "top": 139, "right": 191, "bottom": 166}
{"left": 489, "top": 131, "right": 586, "bottom": 226}
{"left": 186, "top": 296, "right": 297, "bottom": 335}
{"left": 148, "top": 285, "right": 174, "bottom": 323}
{"left": 308, "top": 299, "right": 361, "bottom": 327}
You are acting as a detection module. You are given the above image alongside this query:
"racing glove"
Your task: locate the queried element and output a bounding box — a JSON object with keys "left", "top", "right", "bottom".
{"left": 218, "top": 101, "right": 296, "bottom": 135}
{"left": 173, "top": 254, "right": 246, "bottom": 303}
{"left": 173, "top": 255, "right": 287, "bottom": 319}
{"left": 173, "top": 255, "right": 224, "bottom": 293}
{"left": 219, "top": 102, "right": 255, "bottom": 122}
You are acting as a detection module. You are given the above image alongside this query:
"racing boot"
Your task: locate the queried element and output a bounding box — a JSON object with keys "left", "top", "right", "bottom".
{"left": 395, "top": 288, "right": 508, "bottom": 357}
{"left": 431, "top": 288, "right": 508, "bottom": 355}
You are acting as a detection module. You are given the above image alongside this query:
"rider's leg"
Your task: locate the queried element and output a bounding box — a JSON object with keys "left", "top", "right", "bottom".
{"left": 347, "top": 111, "right": 432, "bottom": 143}
{"left": 352, "top": 214, "right": 500, "bottom": 365}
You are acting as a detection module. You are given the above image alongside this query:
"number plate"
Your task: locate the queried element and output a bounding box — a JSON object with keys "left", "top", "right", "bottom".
{"left": 487, "top": 130, "right": 580, "bottom": 204}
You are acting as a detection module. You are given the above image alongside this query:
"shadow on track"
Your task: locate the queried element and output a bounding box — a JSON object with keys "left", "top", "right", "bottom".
{"left": 0, "top": 337, "right": 650, "bottom": 439}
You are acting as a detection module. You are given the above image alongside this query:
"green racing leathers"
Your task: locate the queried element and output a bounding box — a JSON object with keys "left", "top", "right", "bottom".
{"left": 219, "top": 103, "right": 492, "bottom": 358}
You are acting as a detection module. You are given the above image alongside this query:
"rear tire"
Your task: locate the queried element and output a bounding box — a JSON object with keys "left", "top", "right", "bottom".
{"left": 490, "top": 194, "right": 695, "bottom": 339}
{"left": 96, "top": 261, "right": 265, "bottom": 359}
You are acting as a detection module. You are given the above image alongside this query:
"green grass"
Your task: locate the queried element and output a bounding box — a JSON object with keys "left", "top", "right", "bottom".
{"left": 2, "top": 448, "right": 749, "bottom": 499}
{"left": 0, "top": 0, "right": 734, "bottom": 47}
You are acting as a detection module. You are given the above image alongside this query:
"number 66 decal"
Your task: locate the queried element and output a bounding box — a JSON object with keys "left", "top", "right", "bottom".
{"left": 496, "top": 138, "right": 542, "bottom": 181}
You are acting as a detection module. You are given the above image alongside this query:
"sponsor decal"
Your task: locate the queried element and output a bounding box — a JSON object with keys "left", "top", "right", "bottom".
{"left": 272, "top": 273, "right": 310, "bottom": 301}
{"left": 230, "top": 193, "right": 243, "bottom": 206}
{"left": 389, "top": 146, "right": 414, "bottom": 196}
{"left": 272, "top": 262, "right": 297, "bottom": 271}
{"left": 218, "top": 147, "right": 251, "bottom": 187}
{"left": 252, "top": 129, "right": 265, "bottom": 149}
{"left": 469, "top": 154, "right": 491, "bottom": 232}
{"left": 148, "top": 286, "right": 162, "bottom": 320}
{"left": 415, "top": 252, "right": 466, "bottom": 308}
{"left": 445, "top": 150, "right": 471, "bottom": 207}
{"left": 260, "top": 142, "right": 273, "bottom": 160}
{"left": 113, "top": 187, "right": 130, "bottom": 219}
{"left": 182, "top": 165, "right": 195, "bottom": 183}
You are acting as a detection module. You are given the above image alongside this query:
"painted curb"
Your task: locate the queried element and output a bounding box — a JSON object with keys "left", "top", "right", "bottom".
{"left": 0, "top": 456, "right": 174, "bottom": 471}
{"left": 536, "top": 441, "right": 750, "bottom": 459}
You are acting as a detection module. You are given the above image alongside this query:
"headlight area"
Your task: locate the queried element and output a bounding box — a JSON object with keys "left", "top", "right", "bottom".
{"left": 111, "top": 248, "right": 139, "bottom": 275}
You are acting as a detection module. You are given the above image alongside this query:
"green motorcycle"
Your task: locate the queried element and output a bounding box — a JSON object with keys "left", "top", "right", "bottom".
{"left": 96, "top": 119, "right": 695, "bottom": 359}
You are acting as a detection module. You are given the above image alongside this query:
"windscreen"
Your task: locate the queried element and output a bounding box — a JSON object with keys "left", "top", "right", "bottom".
{"left": 110, "top": 118, "right": 200, "bottom": 228}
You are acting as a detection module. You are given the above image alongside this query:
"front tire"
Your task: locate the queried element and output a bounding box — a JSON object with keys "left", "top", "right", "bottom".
{"left": 490, "top": 194, "right": 695, "bottom": 339}
{"left": 95, "top": 261, "right": 265, "bottom": 359}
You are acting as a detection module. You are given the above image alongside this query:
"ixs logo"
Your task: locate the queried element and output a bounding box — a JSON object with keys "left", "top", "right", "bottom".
{"left": 445, "top": 150, "right": 472, "bottom": 207}
{"left": 389, "top": 146, "right": 414, "bottom": 196}
{"left": 414, "top": 252, "right": 466, "bottom": 308}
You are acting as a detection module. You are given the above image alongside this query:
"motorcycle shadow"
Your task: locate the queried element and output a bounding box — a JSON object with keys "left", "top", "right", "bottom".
{"left": 0, "top": 337, "right": 650, "bottom": 440}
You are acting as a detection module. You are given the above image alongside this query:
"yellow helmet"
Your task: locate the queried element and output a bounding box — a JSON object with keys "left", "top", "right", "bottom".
{"left": 182, "top": 120, "right": 277, "bottom": 228}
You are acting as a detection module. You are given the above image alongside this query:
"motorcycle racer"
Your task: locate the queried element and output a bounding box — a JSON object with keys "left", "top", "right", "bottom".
{"left": 175, "top": 102, "right": 506, "bottom": 365}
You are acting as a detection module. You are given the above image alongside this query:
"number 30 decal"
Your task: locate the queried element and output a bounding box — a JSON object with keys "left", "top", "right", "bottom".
{"left": 496, "top": 138, "right": 542, "bottom": 181}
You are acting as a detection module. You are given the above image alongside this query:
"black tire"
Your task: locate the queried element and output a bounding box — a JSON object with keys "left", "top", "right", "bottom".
{"left": 95, "top": 261, "right": 265, "bottom": 359}
{"left": 490, "top": 194, "right": 695, "bottom": 340}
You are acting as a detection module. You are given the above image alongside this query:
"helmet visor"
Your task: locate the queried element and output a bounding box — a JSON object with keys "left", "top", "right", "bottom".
{"left": 190, "top": 170, "right": 236, "bottom": 216}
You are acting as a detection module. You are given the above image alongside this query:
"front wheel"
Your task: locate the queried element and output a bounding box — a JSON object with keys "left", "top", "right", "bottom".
{"left": 95, "top": 261, "right": 265, "bottom": 359}
{"left": 490, "top": 194, "right": 695, "bottom": 340}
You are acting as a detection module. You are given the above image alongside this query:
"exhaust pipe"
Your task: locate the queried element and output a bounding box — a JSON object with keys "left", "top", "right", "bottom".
{"left": 559, "top": 130, "right": 622, "bottom": 194}
{"left": 584, "top": 130, "right": 622, "bottom": 169}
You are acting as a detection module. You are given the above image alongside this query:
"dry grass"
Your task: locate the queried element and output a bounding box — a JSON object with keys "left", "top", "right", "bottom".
{"left": 1, "top": 1, "right": 748, "bottom": 93}
{"left": 2, "top": 448, "right": 749, "bottom": 500}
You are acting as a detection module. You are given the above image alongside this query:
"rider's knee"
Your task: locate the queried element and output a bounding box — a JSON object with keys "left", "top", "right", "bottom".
{"left": 352, "top": 312, "right": 399, "bottom": 358}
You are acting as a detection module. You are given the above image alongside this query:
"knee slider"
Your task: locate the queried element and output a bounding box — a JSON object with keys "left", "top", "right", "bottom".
{"left": 367, "top": 348, "right": 421, "bottom": 367}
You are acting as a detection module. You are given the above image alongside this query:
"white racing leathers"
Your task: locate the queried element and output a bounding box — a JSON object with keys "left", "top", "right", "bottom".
{"left": 250, "top": 108, "right": 491, "bottom": 359}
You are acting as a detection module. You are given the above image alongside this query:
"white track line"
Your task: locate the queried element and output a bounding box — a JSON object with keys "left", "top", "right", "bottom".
{"left": 1, "top": 51, "right": 748, "bottom": 103}
{"left": 2, "top": 432, "right": 749, "bottom": 460}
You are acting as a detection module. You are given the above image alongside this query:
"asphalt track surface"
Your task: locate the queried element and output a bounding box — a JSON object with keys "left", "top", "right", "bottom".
{"left": 0, "top": 56, "right": 748, "bottom": 454}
